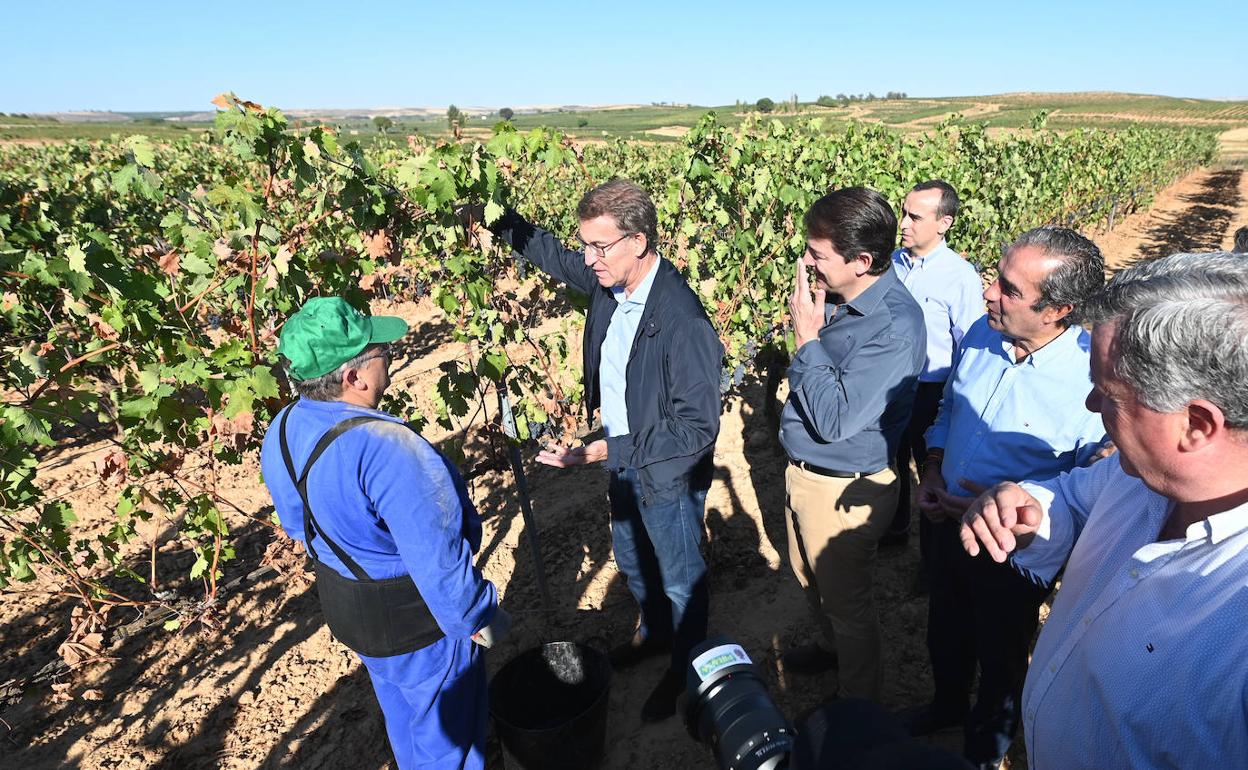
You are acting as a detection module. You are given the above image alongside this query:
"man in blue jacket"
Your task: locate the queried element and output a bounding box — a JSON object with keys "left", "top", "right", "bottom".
{"left": 260, "top": 297, "right": 507, "bottom": 770}
{"left": 477, "top": 178, "right": 723, "bottom": 721}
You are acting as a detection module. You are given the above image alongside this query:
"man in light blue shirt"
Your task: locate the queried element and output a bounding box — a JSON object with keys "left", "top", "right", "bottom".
{"left": 903, "top": 227, "right": 1107, "bottom": 769}
{"left": 598, "top": 257, "right": 659, "bottom": 436}
{"left": 887, "top": 181, "right": 985, "bottom": 562}
{"left": 960, "top": 251, "right": 1248, "bottom": 769}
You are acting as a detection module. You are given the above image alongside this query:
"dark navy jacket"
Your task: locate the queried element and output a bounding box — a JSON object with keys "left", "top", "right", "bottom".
{"left": 492, "top": 210, "right": 723, "bottom": 503}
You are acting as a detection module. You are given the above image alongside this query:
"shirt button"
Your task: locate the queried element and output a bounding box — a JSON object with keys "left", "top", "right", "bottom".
{"left": 1130, "top": 569, "right": 1140, "bottom": 579}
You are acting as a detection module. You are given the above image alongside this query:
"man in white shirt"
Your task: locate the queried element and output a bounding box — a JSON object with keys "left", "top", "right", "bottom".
{"left": 959, "top": 251, "right": 1248, "bottom": 769}
{"left": 886, "top": 181, "right": 985, "bottom": 572}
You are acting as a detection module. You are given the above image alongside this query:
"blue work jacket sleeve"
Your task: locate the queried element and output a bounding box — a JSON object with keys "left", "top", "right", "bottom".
{"left": 787, "top": 330, "right": 919, "bottom": 444}
{"left": 491, "top": 209, "right": 597, "bottom": 296}
{"left": 359, "top": 422, "right": 497, "bottom": 639}
{"left": 605, "top": 315, "right": 723, "bottom": 470}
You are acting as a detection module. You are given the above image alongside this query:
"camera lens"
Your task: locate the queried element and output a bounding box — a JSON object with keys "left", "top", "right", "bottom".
{"left": 684, "top": 636, "right": 794, "bottom": 770}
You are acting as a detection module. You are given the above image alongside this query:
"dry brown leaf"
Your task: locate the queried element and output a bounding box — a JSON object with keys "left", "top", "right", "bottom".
{"left": 157, "top": 250, "right": 181, "bottom": 277}
{"left": 210, "top": 93, "right": 232, "bottom": 110}
{"left": 212, "top": 410, "right": 255, "bottom": 452}
{"left": 212, "top": 240, "right": 233, "bottom": 261}
{"left": 80, "top": 689, "right": 104, "bottom": 702}
{"left": 362, "top": 230, "right": 391, "bottom": 260}
{"left": 95, "top": 448, "right": 127, "bottom": 483}
{"left": 58, "top": 643, "right": 83, "bottom": 667}
{"left": 87, "top": 313, "right": 120, "bottom": 341}
{"left": 272, "top": 245, "right": 293, "bottom": 275}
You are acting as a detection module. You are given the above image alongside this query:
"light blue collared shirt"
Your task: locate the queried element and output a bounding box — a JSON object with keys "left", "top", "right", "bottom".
{"left": 599, "top": 258, "right": 660, "bottom": 437}
{"left": 891, "top": 241, "right": 985, "bottom": 383}
{"left": 1009, "top": 456, "right": 1248, "bottom": 768}
{"left": 925, "top": 316, "right": 1106, "bottom": 495}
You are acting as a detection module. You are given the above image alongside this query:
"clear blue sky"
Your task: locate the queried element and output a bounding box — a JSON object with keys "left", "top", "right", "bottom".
{"left": 3, "top": 0, "right": 1244, "bottom": 112}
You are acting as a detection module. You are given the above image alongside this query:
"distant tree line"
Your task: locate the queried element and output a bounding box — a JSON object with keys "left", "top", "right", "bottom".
{"left": 747, "top": 92, "right": 908, "bottom": 114}
{"left": 816, "top": 92, "right": 908, "bottom": 107}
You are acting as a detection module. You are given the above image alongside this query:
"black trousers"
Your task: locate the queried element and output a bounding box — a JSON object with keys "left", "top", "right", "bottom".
{"left": 891, "top": 380, "right": 946, "bottom": 555}
{"left": 926, "top": 520, "right": 1050, "bottom": 765}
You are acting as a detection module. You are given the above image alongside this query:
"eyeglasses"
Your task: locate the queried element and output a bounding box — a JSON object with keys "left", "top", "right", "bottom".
{"left": 577, "top": 232, "right": 635, "bottom": 259}
{"left": 352, "top": 343, "right": 392, "bottom": 368}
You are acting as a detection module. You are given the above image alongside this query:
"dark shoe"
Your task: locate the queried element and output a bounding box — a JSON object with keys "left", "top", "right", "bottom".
{"left": 781, "top": 643, "right": 839, "bottom": 675}
{"left": 608, "top": 632, "right": 671, "bottom": 671}
{"left": 879, "top": 528, "right": 909, "bottom": 549}
{"left": 896, "top": 703, "right": 965, "bottom": 737}
{"left": 640, "top": 669, "right": 683, "bottom": 723}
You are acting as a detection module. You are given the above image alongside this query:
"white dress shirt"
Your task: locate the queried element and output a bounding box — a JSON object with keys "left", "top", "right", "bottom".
{"left": 1011, "top": 454, "right": 1248, "bottom": 769}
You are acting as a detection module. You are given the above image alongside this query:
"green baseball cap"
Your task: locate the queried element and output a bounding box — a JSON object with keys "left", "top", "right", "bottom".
{"left": 279, "top": 297, "right": 408, "bottom": 380}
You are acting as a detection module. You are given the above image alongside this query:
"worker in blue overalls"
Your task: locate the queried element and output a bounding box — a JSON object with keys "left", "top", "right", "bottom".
{"left": 260, "top": 297, "right": 509, "bottom": 770}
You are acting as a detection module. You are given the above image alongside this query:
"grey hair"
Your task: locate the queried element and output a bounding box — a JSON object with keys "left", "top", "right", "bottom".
{"left": 1007, "top": 226, "right": 1105, "bottom": 327}
{"left": 289, "top": 347, "right": 376, "bottom": 401}
{"left": 1084, "top": 252, "right": 1248, "bottom": 428}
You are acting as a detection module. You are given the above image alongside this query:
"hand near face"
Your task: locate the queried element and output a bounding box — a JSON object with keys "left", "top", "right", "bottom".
{"left": 789, "top": 257, "right": 826, "bottom": 349}
{"left": 536, "top": 439, "right": 608, "bottom": 468}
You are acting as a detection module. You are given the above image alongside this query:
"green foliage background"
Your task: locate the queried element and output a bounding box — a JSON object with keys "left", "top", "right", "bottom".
{"left": 0, "top": 95, "right": 1216, "bottom": 625}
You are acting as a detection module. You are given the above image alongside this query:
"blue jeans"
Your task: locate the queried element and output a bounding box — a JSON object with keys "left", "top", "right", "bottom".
{"left": 608, "top": 468, "right": 709, "bottom": 674}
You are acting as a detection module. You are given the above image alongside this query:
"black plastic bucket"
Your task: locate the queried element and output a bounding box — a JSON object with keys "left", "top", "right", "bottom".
{"left": 490, "top": 641, "right": 611, "bottom": 769}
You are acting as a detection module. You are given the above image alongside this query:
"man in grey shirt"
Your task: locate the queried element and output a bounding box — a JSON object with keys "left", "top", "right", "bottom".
{"left": 781, "top": 187, "right": 926, "bottom": 700}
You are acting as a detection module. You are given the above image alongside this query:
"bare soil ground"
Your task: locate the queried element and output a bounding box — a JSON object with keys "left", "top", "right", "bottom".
{"left": 2, "top": 167, "right": 1245, "bottom": 770}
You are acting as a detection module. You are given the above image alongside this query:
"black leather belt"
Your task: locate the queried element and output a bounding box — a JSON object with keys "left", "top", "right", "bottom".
{"left": 789, "top": 459, "right": 882, "bottom": 479}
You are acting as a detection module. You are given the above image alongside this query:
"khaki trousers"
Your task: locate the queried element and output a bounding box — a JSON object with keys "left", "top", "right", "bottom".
{"left": 785, "top": 462, "right": 899, "bottom": 700}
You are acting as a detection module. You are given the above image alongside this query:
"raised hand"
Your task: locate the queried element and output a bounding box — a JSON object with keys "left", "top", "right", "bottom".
{"left": 788, "top": 257, "right": 826, "bottom": 349}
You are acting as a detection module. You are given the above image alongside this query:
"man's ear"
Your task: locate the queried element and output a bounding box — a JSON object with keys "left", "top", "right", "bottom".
{"left": 937, "top": 215, "right": 954, "bottom": 236}
{"left": 1042, "top": 302, "right": 1075, "bottom": 326}
{"left": 634, "top": 232, "right": 648, "bottom": 258}
{"left": 1182, "top": 399, "right": 1224, "bottom": 451}
{"left": 853, "top": 251, "right": 875, "bottom": 277}
{"left": 342, "top": 366, "right": 364, "bottom": 392}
